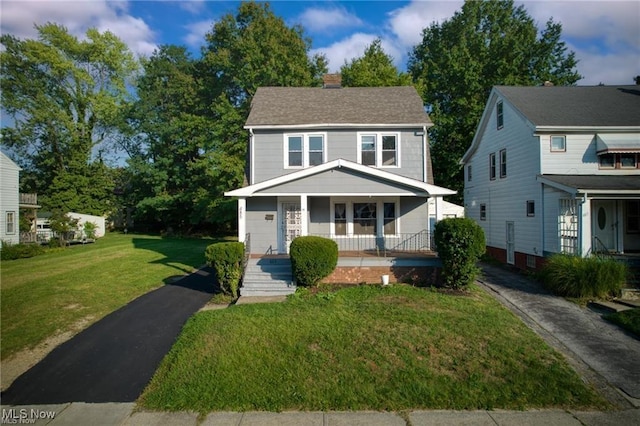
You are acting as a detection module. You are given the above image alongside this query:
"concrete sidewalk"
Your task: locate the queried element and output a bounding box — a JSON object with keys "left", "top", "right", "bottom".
{"left": 478, "top": 263, "right": 640, "bottom": 409}
{"left": 1, "top": 403, "right": 639, "bottom": 425}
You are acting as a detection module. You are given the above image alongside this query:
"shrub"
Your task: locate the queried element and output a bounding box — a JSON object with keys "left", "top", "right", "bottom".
{"left": 1, "top": 240, "right": 46, "bottom": 260}
{"left": 205, "top": 242, "right": 245, "bottom": 298}
{"left": 541, "top": 254, "right": 626, "bottom": 298}
{"left": 434, "top": 217, "right": 486, "bottom": 289}
{"left": 83, "top": 222, "right": 98, "bottom": 240}
{"left": 290, "top": 236, "right": 338, "bottom": 287}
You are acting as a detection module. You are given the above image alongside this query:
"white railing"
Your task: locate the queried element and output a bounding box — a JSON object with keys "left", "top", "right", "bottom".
{"left": 310, "top": 230, "right": 434, "bottom": 256}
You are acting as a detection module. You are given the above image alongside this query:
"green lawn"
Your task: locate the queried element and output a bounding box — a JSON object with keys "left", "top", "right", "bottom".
{"left": 604, "top": 308, "right": 640, "bottom": 337}
{"left": 139, "top": 285, "right": 608, "bottom": 413}
{"left": 1, "top": 233, "right": 222, "bottom": 360}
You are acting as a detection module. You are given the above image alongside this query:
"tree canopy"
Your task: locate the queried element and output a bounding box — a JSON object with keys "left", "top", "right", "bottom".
{"left": 408, "top": 0, "right": 581, "bottom": 200}
{"left": 0, "top": 23, "right": 138, "bottom": 214}
{"left": 340, "top": 39, "right": 412, "bottom": 87}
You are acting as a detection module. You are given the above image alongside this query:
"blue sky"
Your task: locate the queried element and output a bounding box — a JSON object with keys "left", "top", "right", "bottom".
{"left": 1, "top": 1, "right": 639, "bottom": 85}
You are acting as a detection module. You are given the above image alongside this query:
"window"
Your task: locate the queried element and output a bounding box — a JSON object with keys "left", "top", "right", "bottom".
{"left": 527, "top": 200, "right": 535, "bottom": 217}
{"left": 489, "top": 153, "right": 496, "bottom": 180}
{"left": 358, "top": 133, "right": 399, "bottom": 167}
{"left": 381, "top": 135, "right": 397, "bottom": 166}
{"left": 480, "top": 204, "right": 486, "bottom": 221}
{"left": 499, "top": 149, "right": 507, "bottom": 178}
{"left": 620, "top": 154, "right": 637, "bottom": 169}
{"left": 353, "top": 203, "right": 376, "bottom": 235}
{"left": 288, "top": 136, "right": 303, "bottom": 167}
{"left": 627, "top": 200, "right": 640, "bottom": 234}
{"left": 383, "top": 202, "right": 396, "bottom": 235}
{"left": 285, "top": 133, "right": 326, "bottom": 168}
{"left": 6, "top": 211, "right": 15, "bottom": 234}
{"left": 334, "top": 203, "right": 347, "bottom": 236}
{"left": 467, "top": 165, "right": 472, "bottom": 181}
{"left": 599, "top": 153, "right": 615, "bottom": 169}
{"left": 496, "top": 100, "right": 504, "bottom": 129}
{"left": 551, "top": 136, "right": 566, "bottom": 152}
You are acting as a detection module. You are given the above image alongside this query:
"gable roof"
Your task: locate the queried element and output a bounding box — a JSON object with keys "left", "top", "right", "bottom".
{"left": 245, "top": 86, "right": 431, "bottom": 129}
{"left": 225, "top": 158, "right": 455, "bottom": 197}
{"left": 496, "top": 85, "right": 640, "bottom": 128}
{"left": 0, "top": 151, "right": 21, "bottom": 172}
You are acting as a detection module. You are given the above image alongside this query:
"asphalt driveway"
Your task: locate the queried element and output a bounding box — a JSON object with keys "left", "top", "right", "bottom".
{"left": 478, "top": 263, "right": 640, "bottom": 408}
{"left": 1, "top": 267, "right": 215, "bottom": 405}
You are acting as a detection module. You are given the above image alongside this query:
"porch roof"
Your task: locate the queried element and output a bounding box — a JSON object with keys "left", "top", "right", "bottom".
{"left": 225, "top": 159, "right": 456, "bottom": 197}
{"left": 538, "top": 174, "right": 640, "bottom": 196}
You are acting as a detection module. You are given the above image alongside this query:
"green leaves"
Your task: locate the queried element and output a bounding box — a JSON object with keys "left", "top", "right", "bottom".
{"left": 340, "top": 39, "right": 412, "bottom": 87}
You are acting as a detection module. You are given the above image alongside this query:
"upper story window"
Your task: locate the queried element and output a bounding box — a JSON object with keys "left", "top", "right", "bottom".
{"left": 598, "top": 153, "right": 639, "bottom": 169}
{"left": 489, "top": 153, "right": 496, "bottom": 180}
{"left": 496, "top": 100, "right": 504, "bottom": 129}
{"left": 621, "top": 154, "right": 638, "bottom": 169}
{"left": 467, "top": 165, "right": 472, "bottom": 181}
{"left": 358, "top": 133, "right": 399, "bottom": 167}
{"left": 599, "top": 153, "right": 615, "bottom": 169}
{"left": 285, "top": 133, "right": 326, "bottom": 168}
{"left": 500, "top": 149, "right": 507, "bottom": 178}
{"left": 551, "top": 136, "right": 566, "bottom": 152}
{"left": 527, "top": 200, "right": 535, "bottom": 217}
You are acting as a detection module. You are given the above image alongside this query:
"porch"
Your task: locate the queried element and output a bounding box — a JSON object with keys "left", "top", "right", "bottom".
{"left": 18, "top": 193, "right": 40, "bottom": 244}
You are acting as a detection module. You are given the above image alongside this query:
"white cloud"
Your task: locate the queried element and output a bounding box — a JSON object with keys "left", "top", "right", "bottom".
{"left": 0, "top": 0, "right": 157, "bottom": 57}
{"left": 387, "top": 0, "right": 463, "bottom": 48}
{"left": 179, "top": 0, "right": 206, "bottom": 15}
{"left": 297, "top": 6, "right": 364, "bottom": 33}
{"left": 183, "top": 20, "right": 214, "bottom": 48}
{"left": 311, "top": 33, "right": 378, "bottom": 72}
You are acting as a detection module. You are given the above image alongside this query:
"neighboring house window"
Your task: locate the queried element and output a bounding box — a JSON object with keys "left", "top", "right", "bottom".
{"left": 496, "top": 100, "right": 504, "bottom": 129}
{"left": 480, "top": 204, "right": 486, "bottom": 221}
{"left": 383, "top": 202, "right": 396, "bottom": 235}
{"left": 551, "top": 136, "right": 566, "bottom": 152}
{"left": 489, "top": 153, "right": 496, "bottom": 180}
{"left": 358, "top": 133, "right": 400, "bottom": 167}
{"left": 599, "top": 153, "right": 615, "bottom": 169}
{"left": 620, "top": 154, "right": 637, "bottom": 169}
{"left": 334, "top": 203, "right": 347, "bottom": 236}
{"left": 627, "top": 200, "right": 640, "bottom": 234}
{"left": 499, "top": 149, "right": 507, "bottom": 178}
{"left": 527, "top": 200, "right": 535, "bottom": 217}
{"left": 353, "top": 203, "right": 376, "bottom": 235}
{"left": 285, "top": 133, "right": 326, "bottom": 168}
{"left": 467, "top": 165, "right": 472, "bottom": 181}
{"left": 6, "top": 211, "right": 15, "bottom": 234}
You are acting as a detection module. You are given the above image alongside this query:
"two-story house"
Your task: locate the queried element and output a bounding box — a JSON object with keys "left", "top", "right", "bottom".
{"left": 462, "top": 85, "right": 640, "bottom": 270}
{"left": 225, "top": 78, "right": 455, "bottom": 257}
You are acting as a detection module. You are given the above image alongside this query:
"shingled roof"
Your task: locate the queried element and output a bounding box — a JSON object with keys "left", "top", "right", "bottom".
{"left": 496, "top": 85, "right": 640, "bottom": 127}
{"left": 245, "top": 86, "right": 431, "bottom": 128}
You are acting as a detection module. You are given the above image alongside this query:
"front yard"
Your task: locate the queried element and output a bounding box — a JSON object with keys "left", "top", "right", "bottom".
{"left": 139, "top": 284, "right": 608, "bottom": 413}
{"left": 0, "top": 233, "right": 220, "bottom": 360}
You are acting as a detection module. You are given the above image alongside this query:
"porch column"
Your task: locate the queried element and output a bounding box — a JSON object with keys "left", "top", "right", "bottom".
{"left": 238, "top": 197, "right": 246, "bottom": 243}
{"left": 434, "top": 196, "right": 443, "bottom": 223}
{"left": 300, "top": 194, "right": 308, "bottom": 236}
{"left": 578, "top": 196, "right": 591, "bottom": 257}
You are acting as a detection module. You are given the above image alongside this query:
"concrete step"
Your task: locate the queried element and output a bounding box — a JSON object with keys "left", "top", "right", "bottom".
{"left": 246, "top": 267, "right": 292, "bottom": 275}
{"left": 621, "top": 288, "right": 640, "bottom": 301}
{"left": 244, "top": 270, "right": 292, "bottom": 278}
{"left": 243, "top": 281, "right": 294, "bottom": 289}
{"left": 617, "top": 299, "right": 640, "bottom": 309}
{"left": 589, "top": 300, "right": 633, "bottom": 313}
{"left": 250, "top": 258, "right": 292, "bottom": 267}
{"left": 240, "top": 287, "right": 296, "bottom": 297}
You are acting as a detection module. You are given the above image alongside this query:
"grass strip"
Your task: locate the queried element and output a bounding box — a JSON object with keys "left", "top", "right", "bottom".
{"left": 604, "top": 308, "right": 640, "bottom": 337}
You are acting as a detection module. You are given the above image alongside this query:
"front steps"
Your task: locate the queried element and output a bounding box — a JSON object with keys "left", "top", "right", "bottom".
{"left": 240, "top": 257, "right": 296, "bottom": 297}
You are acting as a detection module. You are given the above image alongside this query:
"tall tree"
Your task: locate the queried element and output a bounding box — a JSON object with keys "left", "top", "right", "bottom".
{"left": 0, "top": 23, "right": 138, "bottom": 214}
{"left": 341, "top": 39, "right": 412, "bottom": 87}
{"left": 408, "top": 0, "right": 581, "bottom": 200}
{"left": 199, "top": 1, "right": 328, "bottom": 226}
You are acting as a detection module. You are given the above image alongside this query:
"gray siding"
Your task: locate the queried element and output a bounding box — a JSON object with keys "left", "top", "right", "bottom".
{"left": 251, "top": 128, "right": 426, "bottom": 184}
{"left": 246, "top": 197, "right": 278, "bottom": 255}
{"left": 309, "top": 197, "right": 330, "bottom": 234}
{"left": 400, "top": 197, "right": 429, "bottom": 234}
{"left": 1, "top": 153, "right": 20, "bottom": 244}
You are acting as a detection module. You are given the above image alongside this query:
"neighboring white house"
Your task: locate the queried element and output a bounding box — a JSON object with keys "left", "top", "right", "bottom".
{"left": 462, "top": 85, "right": 640, "bottom": 269}
{"left": 226, "top": 75, "right": 456, "bottom": 256}
{"left": 428, "top": 199, "right": 464, "bottom": 232}
{"left": 0, "top": 151, "right": 21, "bottom": 245}
{"left": 37, "top": 212, "right": 106, "bottom": 243}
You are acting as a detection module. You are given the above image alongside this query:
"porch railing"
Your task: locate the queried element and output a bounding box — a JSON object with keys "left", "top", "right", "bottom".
{"left": 311, "top": 230, "right": 434, "bottom": 256}
{"left": 590, "top": 236, "right": 614, "bottom": 260}
{"left": 19, "top": 193, "right": 38, "bottom": 206}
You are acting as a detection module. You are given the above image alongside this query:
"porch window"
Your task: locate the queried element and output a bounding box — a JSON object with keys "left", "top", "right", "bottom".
{"left": 360, "top": 135, "right": 376, "bottom": 166}
{"left": 500, "top": 149, "right": 507, "bottom": 178}
{"left": 381, "top": 135, "right": 397, "bottom": 166}
{"left": 334, "top": 203, "right": 347, "bottom": 236}
{"left": 6, "top": 211, "right": 15, "bottom": 234}
{"left": 288, "top": 136, "right": 303, "bottom": 167}
{"left": 353, "top": 203, "right": 376, "bottom": 235}
{"left": 627, "top": 200, "right": 640, "bottom": 234}
{"left": 489, "top": 153, "right": 496, "bottom": 180}
{"left": 496, "top": 100, "right": 504, "bottom": 129}
{"left": 383, "top": 202, "right": 396, "bottom": 235}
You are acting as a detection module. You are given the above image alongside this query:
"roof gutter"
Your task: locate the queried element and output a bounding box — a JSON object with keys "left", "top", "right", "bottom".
{"left": 244, "top": 123, "right": 435, "bottom": 130}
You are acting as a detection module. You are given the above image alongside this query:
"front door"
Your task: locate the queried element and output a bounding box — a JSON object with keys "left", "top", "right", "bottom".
{"left": 592, "top": 200, "right": 617, "bottom": 252}
{"left": 281, "top": 202, "right": 301, "bottom": 254}
{"left": 506, "top": 221, "right": 515, "bottom": 264}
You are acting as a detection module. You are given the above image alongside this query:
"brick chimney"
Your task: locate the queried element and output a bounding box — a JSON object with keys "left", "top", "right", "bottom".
{"left": 323, "top": 74, "right": 342, "bottom": 88}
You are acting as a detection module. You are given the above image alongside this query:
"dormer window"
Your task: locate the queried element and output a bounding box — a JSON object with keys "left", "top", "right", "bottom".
{"left": 496, "top": 100, "right": 504, "bottom": 129}
{"left": 285, "top": 133, "right": 326, "bottom": 168}
{"left": 358, "top": 132, "right": 399, "bottom": 167}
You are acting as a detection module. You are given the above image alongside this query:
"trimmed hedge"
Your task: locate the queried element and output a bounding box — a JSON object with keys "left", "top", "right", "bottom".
{"left": 434, "top": 217, "right": 486, "bottom": 289}
{"left": 540, "top": 254, "right": 626, "bottom": 298}
{"left": 205, "top": 242, "right": 245, "bottom": 298}
{"left": 1, "top": 241, "right": 46, "bottom": 260}
{"left": 290, "top": 236, "right": 338, "bottom": 287}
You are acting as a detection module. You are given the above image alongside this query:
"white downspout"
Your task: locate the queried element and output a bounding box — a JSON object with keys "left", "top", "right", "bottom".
{"left": 248, "top": 128, "right": 255, "bottom": 185}
{"left": 422, "top": 125, "right": 428, "bottom": 183}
